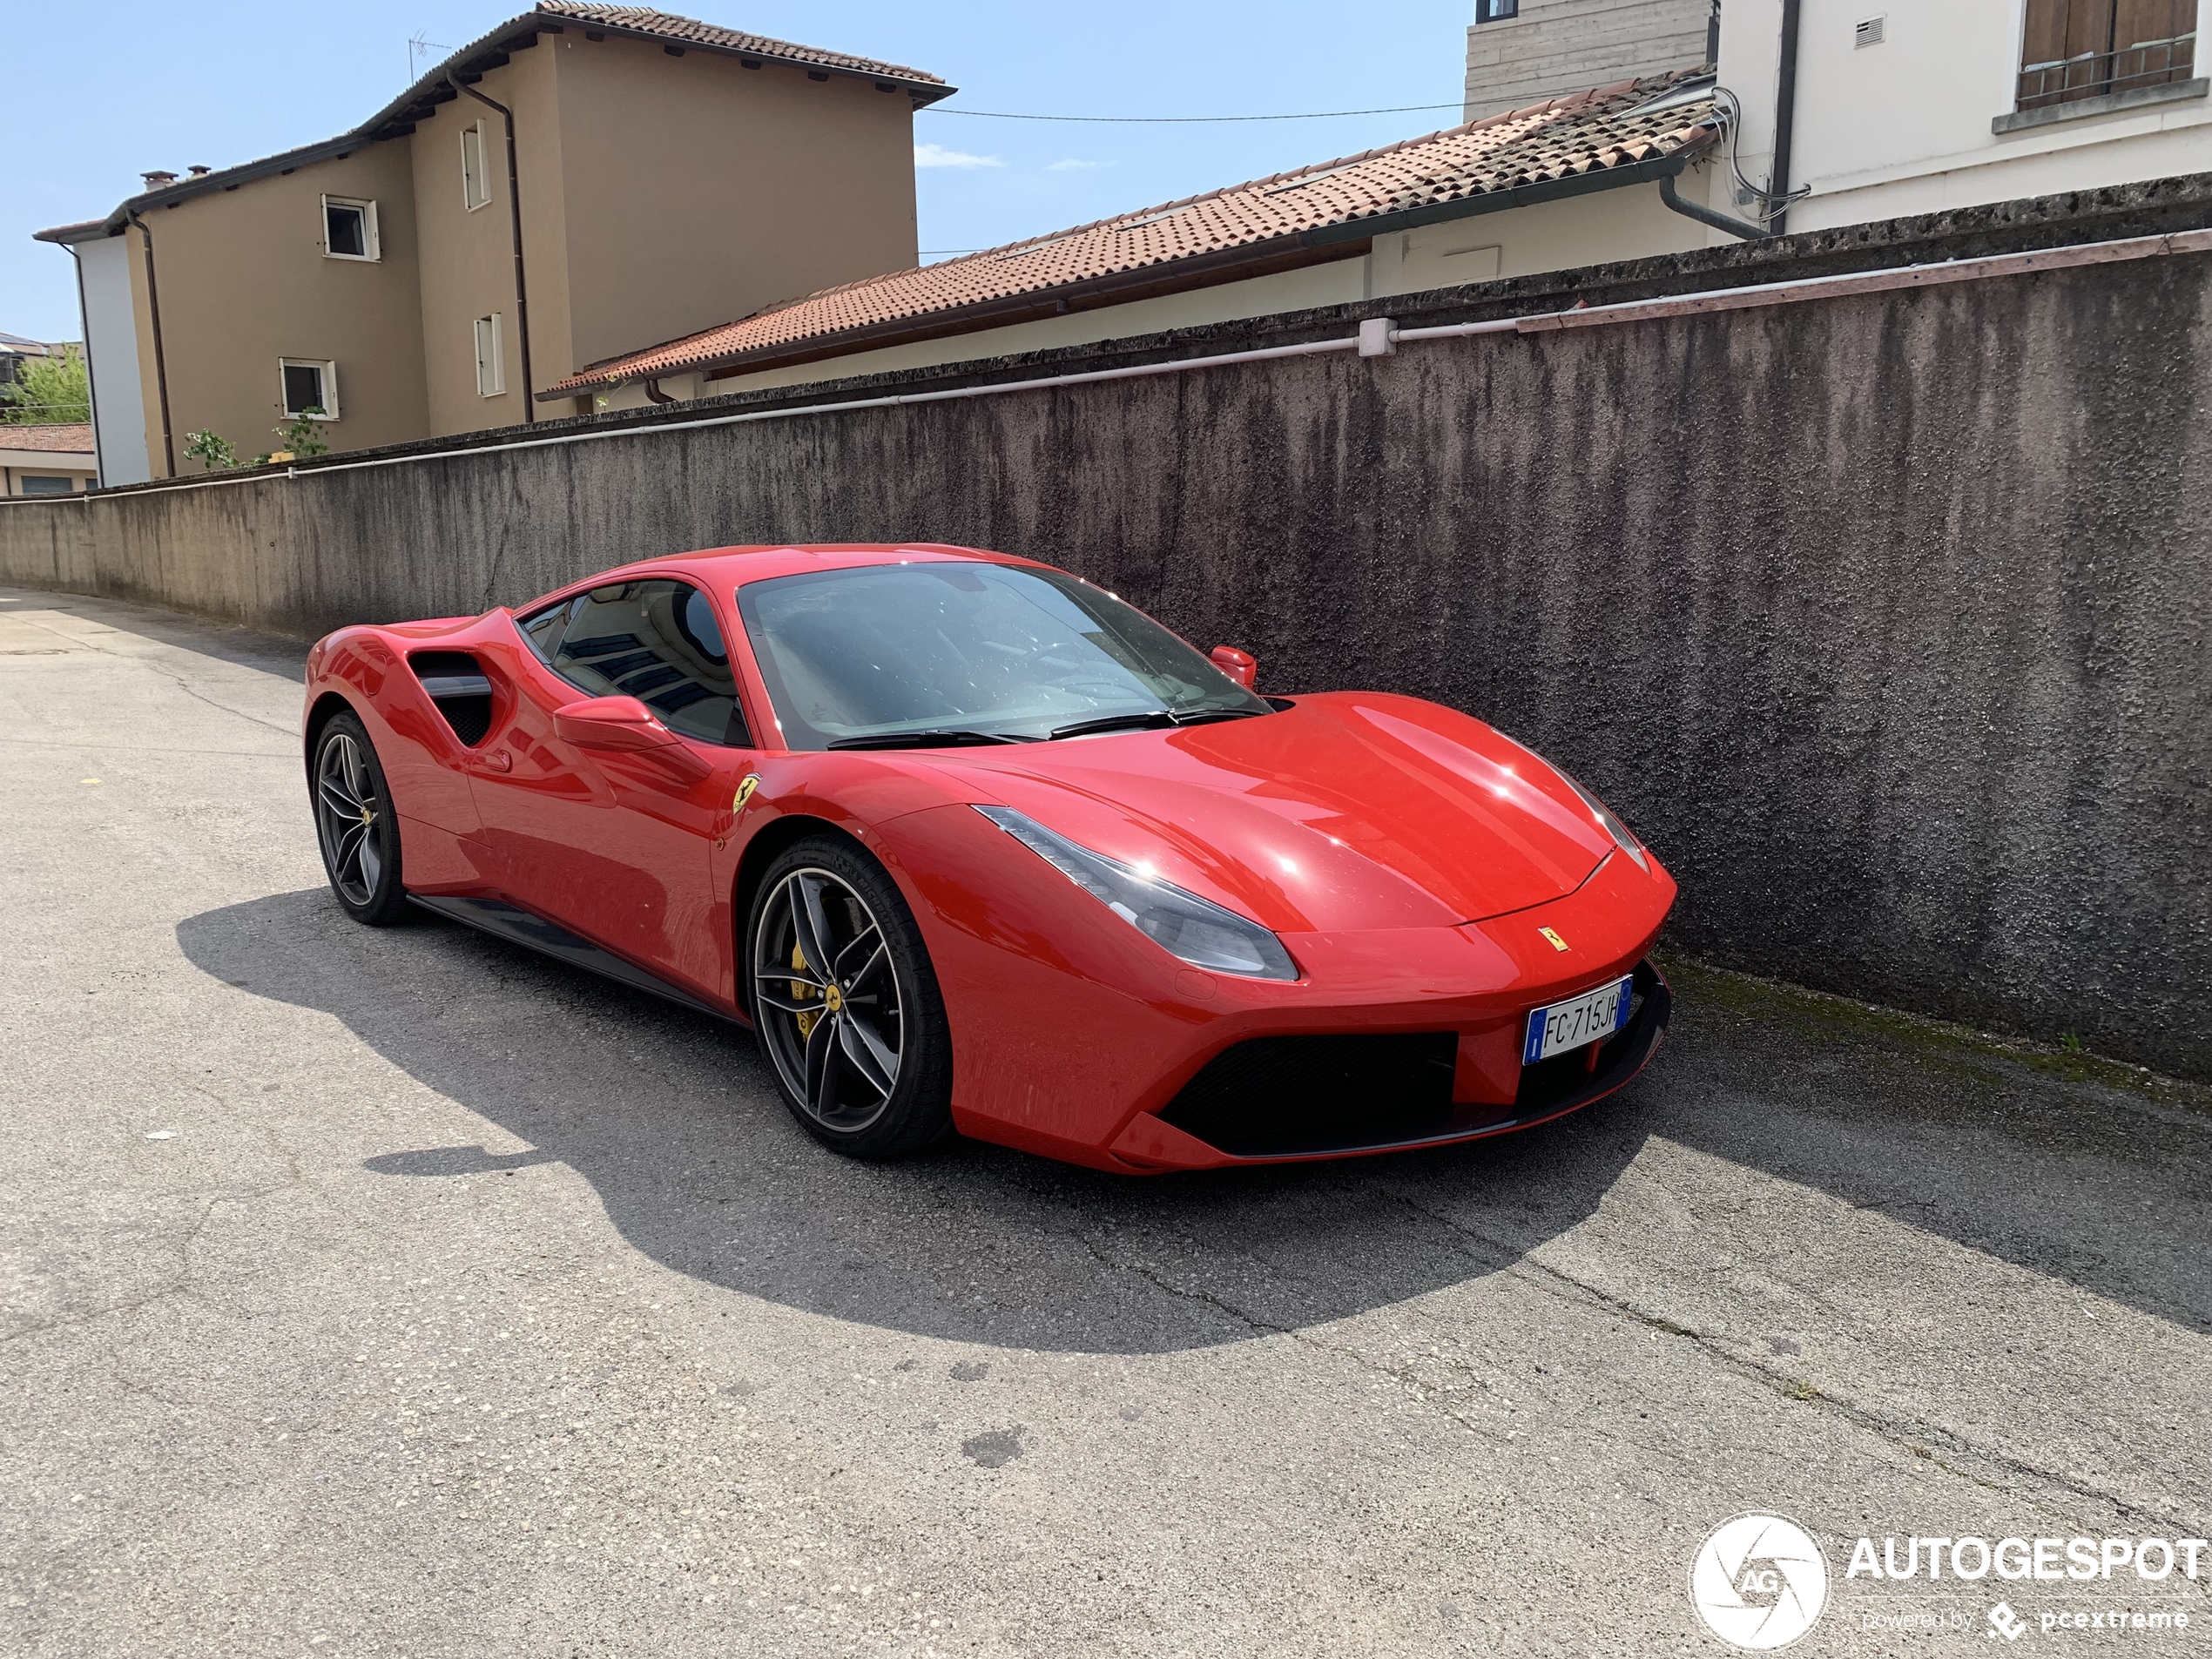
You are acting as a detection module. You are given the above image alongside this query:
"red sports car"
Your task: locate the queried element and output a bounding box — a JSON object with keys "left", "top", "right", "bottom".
{"left": 303, "top": 543, "right": 1674, "bottom": 1172}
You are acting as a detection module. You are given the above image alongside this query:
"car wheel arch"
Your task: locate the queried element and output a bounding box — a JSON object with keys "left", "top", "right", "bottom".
{"left": 304, "top": 691, "right": 360, "bottom": 779}
{"left": 732, "top": 814, "right": 863, "bottom": 970}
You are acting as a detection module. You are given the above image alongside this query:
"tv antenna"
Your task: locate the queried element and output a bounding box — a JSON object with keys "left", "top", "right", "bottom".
{"left": 408, "top": 32, "right": 449, "bottom": 78}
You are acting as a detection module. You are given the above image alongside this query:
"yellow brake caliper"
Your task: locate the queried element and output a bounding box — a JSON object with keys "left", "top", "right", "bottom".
{"left": 791, "top": 942, "right": 819, "bottom": 1040}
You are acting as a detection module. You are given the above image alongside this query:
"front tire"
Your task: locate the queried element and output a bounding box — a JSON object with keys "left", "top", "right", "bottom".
{"left": 746, "top": 834, "right": 953, "bottom": 1158}
{"left": 312, "top": 712, "right": 408, "bottom": 927}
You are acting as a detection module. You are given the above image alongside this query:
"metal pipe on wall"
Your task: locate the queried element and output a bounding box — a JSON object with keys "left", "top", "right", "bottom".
{"left": 1770, "top": 0, "right": 1804, "bottom": 233}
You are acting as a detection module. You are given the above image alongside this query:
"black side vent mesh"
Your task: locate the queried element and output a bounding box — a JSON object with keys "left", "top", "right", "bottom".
{"left": 408, "top": 651, "right": 494, "bottom": 747}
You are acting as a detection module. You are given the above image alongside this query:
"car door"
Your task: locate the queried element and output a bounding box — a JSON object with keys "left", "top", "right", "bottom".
{"left": 466, "top": 576, "right": 759, "bottom": 1005}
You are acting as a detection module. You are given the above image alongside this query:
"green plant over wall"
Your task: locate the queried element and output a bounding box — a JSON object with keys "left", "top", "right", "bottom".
{"left": 273, "top": 409, "right": 331, "bottom": 460}
{"left": 184, "top": 428, "right": 239, "bottom": 471}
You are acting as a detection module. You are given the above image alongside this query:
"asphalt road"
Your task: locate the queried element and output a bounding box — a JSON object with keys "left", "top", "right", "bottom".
{"left": 3, "top": 585, "right": 2208, "bottom": 1659}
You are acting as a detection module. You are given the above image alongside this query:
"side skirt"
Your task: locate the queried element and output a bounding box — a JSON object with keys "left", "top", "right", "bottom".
{"left": 408, "top": 894, "right": 742, "bottom": 1026}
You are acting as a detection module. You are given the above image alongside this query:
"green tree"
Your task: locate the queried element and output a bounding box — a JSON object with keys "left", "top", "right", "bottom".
{"left": 1, "top": 345, "right": 91, "bottom": 425}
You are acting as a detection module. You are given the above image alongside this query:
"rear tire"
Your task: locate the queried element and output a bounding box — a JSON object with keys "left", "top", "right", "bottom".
{"left": 312, "top": 711, "right": 409, "bottom": 927}
{"left": 745, "top": 834, "right": 953, "bottom": 1158}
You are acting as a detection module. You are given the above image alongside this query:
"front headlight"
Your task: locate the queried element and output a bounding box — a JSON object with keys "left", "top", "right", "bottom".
{"left": 1494, "top": 733, "right": 1650, "bottom": 873}
{"left": 1552, "top": 769, "right": 1649, "bottom": 872}
{"left": 974, "top": 806, "right": 1299, "bottom": 981}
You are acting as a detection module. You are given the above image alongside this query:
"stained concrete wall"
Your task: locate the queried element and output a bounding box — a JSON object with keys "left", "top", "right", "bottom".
{"left": 4, "top": 181, "right": 2208, "bottom": 1082}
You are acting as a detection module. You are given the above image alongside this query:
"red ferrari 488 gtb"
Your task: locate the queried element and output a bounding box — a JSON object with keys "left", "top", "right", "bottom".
{"left": 303, "top": 543, "right": 1674, "bottom": 1172}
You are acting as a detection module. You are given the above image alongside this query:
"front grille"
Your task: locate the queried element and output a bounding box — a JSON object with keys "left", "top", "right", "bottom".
{"left": 1157, "top": 1032, "right": 1460, "bottom": 1158}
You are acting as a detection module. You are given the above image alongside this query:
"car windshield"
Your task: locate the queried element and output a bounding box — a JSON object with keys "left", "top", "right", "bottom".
{"left": 736, "top": 562, "right": 1271, "bottom": 750}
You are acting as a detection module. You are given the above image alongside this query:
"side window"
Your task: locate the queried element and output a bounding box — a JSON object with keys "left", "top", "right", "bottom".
{"left": 462, "top": 122, "right": 491, "bottom": 211}
{"left": 322, "top": 197, "right": 380, "bottom": 260}
{"left": 522, "top": 579, "right": 752, "bottom": 747}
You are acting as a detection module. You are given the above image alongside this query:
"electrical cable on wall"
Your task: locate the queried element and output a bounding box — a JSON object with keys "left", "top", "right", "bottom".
{"left": 1709, "top": 85, "right": 1811, "bottom": 220}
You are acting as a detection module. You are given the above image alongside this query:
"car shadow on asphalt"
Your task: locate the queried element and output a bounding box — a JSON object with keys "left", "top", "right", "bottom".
{"left": 176, "top": 889, "right": 2212, "bottom": 1354}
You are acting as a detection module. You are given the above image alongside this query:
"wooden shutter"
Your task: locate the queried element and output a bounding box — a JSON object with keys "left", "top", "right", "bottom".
{"left": 2020, "top": 0, "right": 2195, "bottom": 107}
{"left": 2114, "top": 0, "right": 2195, "bottom": 88}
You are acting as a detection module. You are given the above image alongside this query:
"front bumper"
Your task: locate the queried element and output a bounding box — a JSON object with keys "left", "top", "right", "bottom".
{"left": 1116, "top": 960, "right": 1669, "bottom": 1168}
{"left": 881, "top": 805, "right": 1676, "bottom": 1174}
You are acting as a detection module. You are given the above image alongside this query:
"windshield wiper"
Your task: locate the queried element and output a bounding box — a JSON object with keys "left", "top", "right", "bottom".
{"left": 1049, "top": 705, "right": 1272, "bottom": 740}
{"left": 826, "top": 729, "right": 1035, "bottom": 751}
{"left": 1171, "top": 706, "right": 1270, "bottom": 725}
{"left": 1048, "top": 710, "right": 1180, "bottom": 740}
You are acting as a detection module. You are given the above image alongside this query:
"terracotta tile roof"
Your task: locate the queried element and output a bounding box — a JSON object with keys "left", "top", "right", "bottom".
{"left": 533, "top": 2, "right": 944, "bottom": 85}
{"left": 0, "top": 423, "right": 95, "bottom": 455}
{"left": 549, "top": 69, "right": 1719, "bottom": 395}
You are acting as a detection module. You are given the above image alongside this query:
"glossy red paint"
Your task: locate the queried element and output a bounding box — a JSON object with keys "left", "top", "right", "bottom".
{"left": 303, "top": 543, "right": 1676, "bottom": 1172}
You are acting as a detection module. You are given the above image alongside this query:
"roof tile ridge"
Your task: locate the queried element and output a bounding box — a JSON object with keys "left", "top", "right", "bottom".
{"left": 528, "top": 0, "right": 947, "bottom": 83}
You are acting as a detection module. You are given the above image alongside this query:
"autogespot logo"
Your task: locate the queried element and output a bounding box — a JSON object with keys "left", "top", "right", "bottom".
{"left": 1689, "top": 1513, "right": 1831, "bottom": 1650}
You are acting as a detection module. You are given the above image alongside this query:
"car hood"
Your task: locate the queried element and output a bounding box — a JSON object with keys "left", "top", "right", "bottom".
{"left": 924, "top": 691, "right": 1615, "bottom": 933}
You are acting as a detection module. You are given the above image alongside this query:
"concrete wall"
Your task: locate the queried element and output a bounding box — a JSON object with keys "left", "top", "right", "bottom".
{"left": 3, "top": 185, "right": 2208, "bottom": 1082}
{"left": 1465, "top": 0, "right": 1710, "bottom": 118}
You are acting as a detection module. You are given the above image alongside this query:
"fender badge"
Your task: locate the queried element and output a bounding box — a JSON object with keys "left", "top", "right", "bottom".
{"left": 1539, "top": 927, "right": 1570, "bottom": 953}
{"left": 733, "top": 774, "right": 760, "bottom": 812}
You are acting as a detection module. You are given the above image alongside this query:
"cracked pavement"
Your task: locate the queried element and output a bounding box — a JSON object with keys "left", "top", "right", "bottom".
{"left": 2, "top": 586, "right": 2208, "bottom": 1657}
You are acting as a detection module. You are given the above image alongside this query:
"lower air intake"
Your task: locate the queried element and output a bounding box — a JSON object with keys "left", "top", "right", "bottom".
{"left": 1157, "top": 1032, "right": 1460, "bottom": 1157}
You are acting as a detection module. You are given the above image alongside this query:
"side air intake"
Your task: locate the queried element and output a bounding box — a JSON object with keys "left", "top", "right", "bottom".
{"left": 408, "top": 651, "right": 495, "bottom": 747}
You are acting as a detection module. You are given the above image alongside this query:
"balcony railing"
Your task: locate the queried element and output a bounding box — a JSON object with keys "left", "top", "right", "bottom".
{"left": 2018, "top": 31, "right": 2196, "bottom": 107}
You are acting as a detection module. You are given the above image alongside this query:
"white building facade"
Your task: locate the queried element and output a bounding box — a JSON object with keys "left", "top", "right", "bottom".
{"left": 1706, "top": 0, "right": 2209, "bottom": 233}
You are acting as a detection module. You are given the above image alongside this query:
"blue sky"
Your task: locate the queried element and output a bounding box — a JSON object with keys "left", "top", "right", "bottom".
{"left": 4, "top": 1, "right": 1475, "bottom": 342}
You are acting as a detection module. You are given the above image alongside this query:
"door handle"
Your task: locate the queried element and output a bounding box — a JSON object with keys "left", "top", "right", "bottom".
{"left": 475, "top": 750, "right": 513, "bottom": 773}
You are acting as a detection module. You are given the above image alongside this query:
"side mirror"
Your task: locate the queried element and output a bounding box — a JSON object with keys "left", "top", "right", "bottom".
{"left": 1209, "top": 645, "right": 1258, "bottom": 691}
{"left": 554, "top": 694, "right": 680, "bottom": 752}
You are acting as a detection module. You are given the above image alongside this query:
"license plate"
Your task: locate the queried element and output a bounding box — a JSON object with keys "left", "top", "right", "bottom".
{"left": 1523, "top": 975, "right": 1633, "bottom": 1065}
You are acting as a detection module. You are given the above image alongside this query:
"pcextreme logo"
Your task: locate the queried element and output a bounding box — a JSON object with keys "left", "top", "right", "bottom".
{"left": 1689, "top": 1513, "right": 1831, "bottom": 1650}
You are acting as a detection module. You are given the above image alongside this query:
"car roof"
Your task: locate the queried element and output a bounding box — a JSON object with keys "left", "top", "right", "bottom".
{"left": 543, "top": 543, "right": 1046, "bottom": 605}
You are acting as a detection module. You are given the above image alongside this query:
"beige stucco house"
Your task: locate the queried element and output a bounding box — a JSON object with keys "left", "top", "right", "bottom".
{"left": 36, "top": 2, "right": 950, "bottom": 484}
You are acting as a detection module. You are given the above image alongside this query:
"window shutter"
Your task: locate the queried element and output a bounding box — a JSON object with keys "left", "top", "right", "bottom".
{"left": 2114, "top": 0, "right": 2195, "bottom": 87}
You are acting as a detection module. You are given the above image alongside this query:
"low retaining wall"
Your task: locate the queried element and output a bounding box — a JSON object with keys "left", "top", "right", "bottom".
{"left": 7, "top": 181, "right": 2209, "bottom": 1080}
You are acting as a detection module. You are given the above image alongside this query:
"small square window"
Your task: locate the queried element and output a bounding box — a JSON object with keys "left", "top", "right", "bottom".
{"left": 280, "top": 359, "right": 339, "bottom": 420}
{"left": 462, "top": 121, "right": 491, "bottom": 211}
{"left": 323, "top": 196, "right": 379, "bottom": 260}
{"left": 474, "top": 316, "right": 506, "bottom": 397}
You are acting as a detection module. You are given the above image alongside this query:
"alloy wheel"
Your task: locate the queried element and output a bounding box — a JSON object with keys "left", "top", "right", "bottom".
{"left": 752, "top": 867, "right": 904, "bottom": 1133}
{"left": 316, "top": 731, "right": 385, "bottom": 907}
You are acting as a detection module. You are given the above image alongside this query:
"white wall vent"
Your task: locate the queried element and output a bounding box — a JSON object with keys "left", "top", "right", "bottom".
{"left": 1854, "top": 14, "right": 1886, "bottom": 48}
